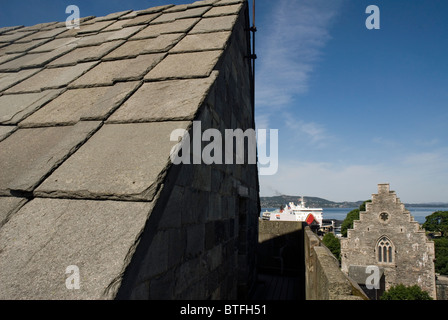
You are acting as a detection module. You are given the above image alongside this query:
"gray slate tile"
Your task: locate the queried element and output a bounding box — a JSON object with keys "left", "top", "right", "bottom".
{"left": 29, "top": 37, "right": 78, "bottom": 53}
{"left": 0, "top": 125, "right": 16, "bottom": 142}
{"left": 69, "top": 54, "right": 164, "bottom": 87}
{"left": 0, "top": 121, "right": 101, "bottom": 194}
{"left": 164, "top": 4, "right": 191, "bottom": 13}
{"left": 101, "top": 19, "right": 133, "bottom": 32}
{"left": 48, "top": 40, "right": 124, "bottom": 66}
{"left": 131, "top": 18, "right": 199, "bottom": 39}
{"left": 0, "top": 53, "right": 24, "bottom": 65}
{"left": 188, "top": 0, "right": 219, "bottom": 8}
{"left": 203, "top": 3, "right": 243, "bottom": 17}
{"left": 76, "top": 20, "right": 116, "bottom": 35}
{"left": 35, "top": 121, "right": 190, "bottom": 201}
{"left": 16, "top": 22, "right": 59, "bottom": 32}
{"left": 75, "top": 26, "right": 144, "bottom": 47}
{"left": 144, "top": 50, "right": 222, "bottom": 80}
{"left": 103, "top": 34, "right": 183, "bottom": 59}
{"left": 5, "top": 62, "right": 97, "bottom": 93}
{"left": 0, "top": 31, "right": 35, "bottom": 43}
{"left": 0, "top": 196, "right": 27, "bottom": 227}
{"left": 0, "top": 197, "right": 28, "bottom": 228}
{"left": 20, "top": 82, "right": 139, "bottom": 126}
{"left": 108, "top": 71, "right": 218, "bottom": 123}
{"left": 0, "top": 68, "right": 41, "bottom": 93}
{"left": 0, "top": 198, "right": 152, "bottom": 299}
{"left": 15, "top": 27, "right": 67, "bottom": 42}
{"left": 214, "top": 0, "right": 245, "bottom": 5}
{"left": 189, "top": 15, "right": 238, "bottom": 33}
{"left": 0, "top": 38, "right": 50, "bottom": 54}
{"left": 0, "top": 44, "right": 76, "bottom": 71}
{"left": 151, "top": 6, "right": 211, "bottom": 24}
{"left": 0, "top": 89, "right": 63, "bottom": 124}
{"left": 134, "top": 5, "right": 174, "bottom": 15}
{"left": 170, "top": 31, "right": 231, "bottom": 53}
{"left": 95, "top": 10, "right": 133, "bottom": 21}
{"left": 122, "top": 13, "right": 161, "bottom": 27}
{"left": 0, "top": 26, "right": 24, "bottom": 35}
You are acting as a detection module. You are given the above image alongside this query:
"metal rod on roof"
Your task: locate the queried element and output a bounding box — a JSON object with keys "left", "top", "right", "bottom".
{"left": 250, "top": 0, "right": 257, "bottom": 116}
{"left": 252, "top": 0, "right": 256, "bottom": 27}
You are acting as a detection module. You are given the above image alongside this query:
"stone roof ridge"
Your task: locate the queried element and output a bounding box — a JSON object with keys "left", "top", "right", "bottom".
{"left": 0, "top": 25, "right": 25, "bottom": 35}
{"left": 0, "top": 0, "right": 247, "bottom": 199}
{"left": 0, "top": 0, "right": 242, "bottom": 31}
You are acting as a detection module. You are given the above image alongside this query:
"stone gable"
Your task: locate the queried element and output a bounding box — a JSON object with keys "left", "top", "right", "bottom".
{"left": 341, "top": 183, "right": 436, "bottom": 298}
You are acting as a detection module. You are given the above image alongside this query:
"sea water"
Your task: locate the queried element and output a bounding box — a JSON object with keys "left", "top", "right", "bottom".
{"left": 260, "top": 207, "right": 448, "bottom": 224}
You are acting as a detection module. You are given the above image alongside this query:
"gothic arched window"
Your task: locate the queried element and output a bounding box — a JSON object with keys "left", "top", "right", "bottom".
{"left": 377, "top": 236, "right": 394, "bottom": 264}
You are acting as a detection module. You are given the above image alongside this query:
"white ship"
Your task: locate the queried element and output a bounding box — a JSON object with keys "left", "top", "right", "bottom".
{"left": 262, "top": 197, "right": 323, "bottom": 226}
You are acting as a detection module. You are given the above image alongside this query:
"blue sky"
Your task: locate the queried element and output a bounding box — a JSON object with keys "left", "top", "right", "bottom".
{"left": 254, "top": 0, "right": 448, "bottom": 203}
{"left": 1, "top": 1, "right": 447, "bottom": 203}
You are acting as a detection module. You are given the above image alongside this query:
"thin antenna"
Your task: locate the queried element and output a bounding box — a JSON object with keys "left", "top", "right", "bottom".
{"left": 252, "top": 0, "right": 256, "bottom": 27}
{"left": 249, "top": 0, "right": 257, "bottom": 115}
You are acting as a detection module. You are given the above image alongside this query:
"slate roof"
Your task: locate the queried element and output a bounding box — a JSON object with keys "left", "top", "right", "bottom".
{"left": 0, "top": 0, "right": 247, "bottom": 299}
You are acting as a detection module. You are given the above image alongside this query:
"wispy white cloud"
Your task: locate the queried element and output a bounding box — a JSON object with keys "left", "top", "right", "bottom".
{"left": 284, "top": 115, "right": 329, "bottom": 147}
{"left": 402, "top": 148, "right": 448, "bottom": 174}
{"left": 255, "top": 113, "right": 270, "bottom": 130}
{"left": 259, "top": 148, "right": 448, "bottom": 203}
{"left": 254, "top": 0, "right": 448, "bottom": 203}
{"left": 372, "top": 136, "right": 401, "bottom": 149}
{"left": 255, "top": 0, "right": 344, "bottom": 112}
{"left": 413, "top": 138, "right": 440, "bottom": 147}
{"left": 259, "top": 160, "right": 388, "bottom": 201}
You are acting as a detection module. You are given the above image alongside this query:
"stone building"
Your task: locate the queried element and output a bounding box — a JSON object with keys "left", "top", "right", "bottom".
{"left": 0, "top": 0, "right": 259, "bottom": 299}
{"left": 341, "top": 183, "right": 436, "bottom": 299}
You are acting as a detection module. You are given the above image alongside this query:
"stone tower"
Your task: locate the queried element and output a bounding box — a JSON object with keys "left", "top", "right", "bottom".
{"left": 341, "top": 183, "right": 436, "bottom": 299}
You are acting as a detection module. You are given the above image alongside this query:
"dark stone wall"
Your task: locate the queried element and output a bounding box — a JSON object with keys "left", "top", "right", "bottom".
{"left": 258, "top": 220, "right": 304, "bottom": 276}
{"left": 116, "top": 2, "right": 259, "bottom": 300}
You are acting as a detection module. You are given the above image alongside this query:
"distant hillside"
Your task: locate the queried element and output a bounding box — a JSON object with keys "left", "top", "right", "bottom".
{"left": 260, "top": 195, "right": 448, "bottom": 209}
{"left": 260, "top": 195, "right": 364, "bottom": 209}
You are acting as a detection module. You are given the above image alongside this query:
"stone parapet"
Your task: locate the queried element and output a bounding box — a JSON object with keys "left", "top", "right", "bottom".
{"left": 436, "top": 275, "right": 448, "bottom": 300}
{"left": 305, "top": 227, "right": 368, "bottom": 300}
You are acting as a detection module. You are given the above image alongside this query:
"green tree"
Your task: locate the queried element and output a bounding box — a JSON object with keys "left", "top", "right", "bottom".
{"left": 422, "top": 211, "right": 448, "bottom": 275}
{"left": 341, "top": 208, "right": 359, "bottom": 237}
{"left": 322, "top": 232, "right": 340, "bottom": 261}
{"left": 380, "top": 284, "right": 433, "bottom": 300}
{"left": 341, "top": 200, "right": 371, "bottom": 237}
{"left": 433, "top": 237, "right": 448, "bottom": 275}
{"left": 422, "top": 211, "right": 448, "bottom": 237}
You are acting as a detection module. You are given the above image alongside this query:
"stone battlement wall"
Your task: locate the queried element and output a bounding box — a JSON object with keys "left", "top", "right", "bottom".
{"left": 258, "top": 220, "right": 367, "bottom": 300}
{"left": 258, "top": 220, "right": 304, "bottom": 275}
{"left": 304, "top": 227, "right": 368, "bottom": 300}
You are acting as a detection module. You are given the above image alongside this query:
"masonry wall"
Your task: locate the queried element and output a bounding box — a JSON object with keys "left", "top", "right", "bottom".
{"left": 257, "top": 220, "right": 366, "bottom": 300}
{"left": 115, "top": 3, "right": 258, "bottom": 300}
{"left": 258, "top": 220, "right": 304, "bottom": 276}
